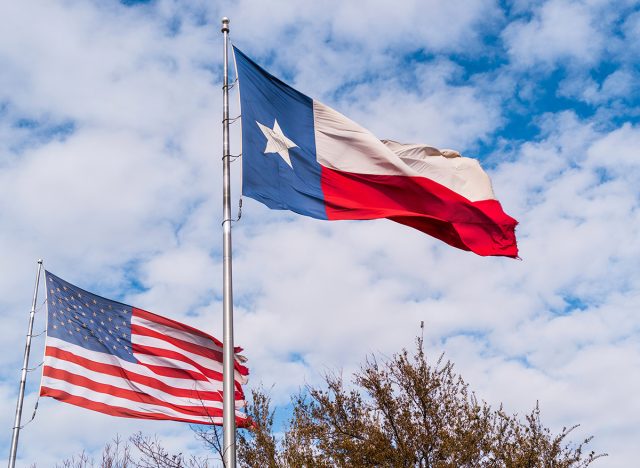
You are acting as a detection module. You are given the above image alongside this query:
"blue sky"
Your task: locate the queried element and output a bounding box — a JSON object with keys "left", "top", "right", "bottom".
{"left": 1, "top": 0, "right": 639, "bottom": 466}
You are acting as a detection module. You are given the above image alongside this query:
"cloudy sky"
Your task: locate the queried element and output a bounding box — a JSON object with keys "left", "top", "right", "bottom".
{"left": 1, "top": 0, "right": 639, "bottom": 465}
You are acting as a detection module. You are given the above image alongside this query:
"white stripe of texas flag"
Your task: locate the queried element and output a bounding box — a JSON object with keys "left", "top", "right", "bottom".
{"left": 312, "top": 100, "right": 497, "bottom": 203}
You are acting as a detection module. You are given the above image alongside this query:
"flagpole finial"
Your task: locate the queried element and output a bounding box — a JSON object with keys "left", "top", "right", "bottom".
{"left": 221, "top": 17, "right": 230, "bottom": 33}
{"left": 37, "top": 259, "right": 43, "bottom": 264}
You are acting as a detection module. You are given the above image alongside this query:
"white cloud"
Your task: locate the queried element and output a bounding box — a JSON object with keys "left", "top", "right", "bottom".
{"left": 337, "top": 60, "right": 503, "bottom": 150}
{"left": 622, "top": 9, "right": 640, "bottom": 43}
{"left": 503, "top": 0, "right": 603, "bottom": 68}
{"left": 559, "top": 68, "right": 638, "bottom": 105}
{"left": 229, "top": 0, "right": 501, "bottom": 55}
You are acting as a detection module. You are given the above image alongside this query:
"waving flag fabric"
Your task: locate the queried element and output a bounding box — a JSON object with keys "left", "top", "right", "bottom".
{"left": 234, "top": 47, "right": 518, "bottom": 257}
{"left": 41, "top": 271, "right": 249, "bottom": 426}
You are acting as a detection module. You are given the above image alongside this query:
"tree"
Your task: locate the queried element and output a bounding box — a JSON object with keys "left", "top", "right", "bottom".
{"left": 52, "top": 436, "right": 134, "bottom": 468}
{"left": 234, "top": 338, "right": 605, "bottom": 467}
{"left": 53, "top": 434, "right": 209, "bottom": 468}
{"left": 53, "top": 338, "right": 606, "bottom": 467}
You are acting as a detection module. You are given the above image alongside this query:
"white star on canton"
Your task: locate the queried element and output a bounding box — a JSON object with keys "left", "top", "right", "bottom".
{"left": 256, "top": 119, "right": 297, "bottom": 168}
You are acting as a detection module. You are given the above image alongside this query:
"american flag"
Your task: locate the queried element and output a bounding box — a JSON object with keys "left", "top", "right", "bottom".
{"left": 41, "top": 271, "right": 249, "bottom": 426}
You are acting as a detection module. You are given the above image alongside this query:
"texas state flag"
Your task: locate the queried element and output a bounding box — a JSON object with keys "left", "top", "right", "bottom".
{"left": 234, "top": 47, "right": 518, "bottom": 258}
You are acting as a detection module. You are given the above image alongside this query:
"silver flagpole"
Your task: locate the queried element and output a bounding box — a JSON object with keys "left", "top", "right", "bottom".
{"left": 8, "top": 259, "right": 43, "bottom": 468}
{"left": 221, "top": 17, "right": 237, "bottom": 468}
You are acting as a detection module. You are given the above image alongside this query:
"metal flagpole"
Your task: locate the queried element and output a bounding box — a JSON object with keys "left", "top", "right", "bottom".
{"left": 8, "top": 259, "right": 43, "bottom": 468}
{"left": 221, "top": 17, "right": 237, "bottom": 468}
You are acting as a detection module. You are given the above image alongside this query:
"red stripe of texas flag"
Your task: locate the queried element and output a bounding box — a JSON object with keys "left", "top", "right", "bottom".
{"left": 321, "top": 167, "right": 518, "bottom": 257}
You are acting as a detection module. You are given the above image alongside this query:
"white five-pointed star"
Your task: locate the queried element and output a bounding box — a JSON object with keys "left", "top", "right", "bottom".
{"left": 256, "top": 119, "right": 297, "bottom": 168}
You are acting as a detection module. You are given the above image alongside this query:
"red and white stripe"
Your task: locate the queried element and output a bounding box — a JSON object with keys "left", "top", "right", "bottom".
{"left": 313, "top": 100, "right": 518, "bottom": 257}
{"left": 41, "top": 308, "right": 249, "bottom": 426}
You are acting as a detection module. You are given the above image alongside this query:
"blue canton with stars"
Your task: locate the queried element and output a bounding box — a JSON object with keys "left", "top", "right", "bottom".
{"left": 45, "top": 271, "right": 136, "bottom": 363}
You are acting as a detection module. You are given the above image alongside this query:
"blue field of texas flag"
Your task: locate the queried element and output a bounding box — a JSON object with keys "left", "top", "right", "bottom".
{"left": 234, "top": 47, "right": 518, "bottom": 257}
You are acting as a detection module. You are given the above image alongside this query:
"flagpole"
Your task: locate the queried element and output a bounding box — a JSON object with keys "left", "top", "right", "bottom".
{"left": 8, "top": 259, "right": 43, "bottom": 468}
{"left": 221, "top": 16, "right": 237, "bottom": 468}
